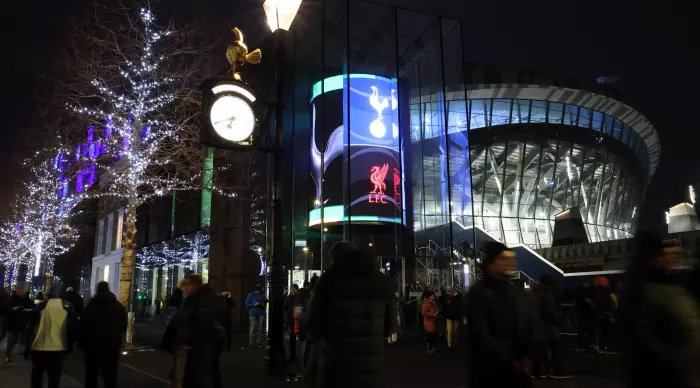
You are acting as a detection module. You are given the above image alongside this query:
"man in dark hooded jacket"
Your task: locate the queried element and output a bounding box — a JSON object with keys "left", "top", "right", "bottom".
{"left": 621, "top": 234, "right": 700, "bottom": 388}
{"left": 465, "top": 241, "right": 531, "bottom": 388}
{"left": 79, "top": 281, "right": 127, "bottom": 388}
{"left": 306, "top": 247, "right": 396, "bottom": 388}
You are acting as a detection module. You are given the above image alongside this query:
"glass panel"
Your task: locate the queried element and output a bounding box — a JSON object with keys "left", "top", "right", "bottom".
{"left": 547, "top": 102, "right": 564, "bottom": 124}
{"left": 564, "top": 105, "right": 578, "bottom": 126}
{"left": 613, "top": 119, "right": 623, "bottom": 139}
{"left": 531, "top": 101, "right": 547, "bottom": 123}
{"left": 550, "top": 142, "right": 573, "bottom": 217}
{"left": 470, "top": 99, "right": 489, "bottom": 129}
{"left": 512, "top": 99, "right": 530, "bottom": 124}
{"left": 492, "top": 99, "right": 512, "bottom": 126}
{"left": 622, "top": 125, "right": 631, "bottom": 144}
{"left": 578, "top": 107, "right": 591, "bottom": 129}
{"left": 518, "top": 142, "right": 542, "bottom": 220}
{"left": 592, "top": 111, "right": 603, "bottom": 131}
{"left": 602, "top": 115, "right": 613, "bottom": 135}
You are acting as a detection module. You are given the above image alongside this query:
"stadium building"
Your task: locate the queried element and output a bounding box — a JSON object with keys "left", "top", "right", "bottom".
{"left": 277, "top": 0, "right": 660, "bottom": 288}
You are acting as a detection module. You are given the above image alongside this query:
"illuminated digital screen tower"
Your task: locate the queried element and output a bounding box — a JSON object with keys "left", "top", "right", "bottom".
{"left": 308, "top": 74, "right": 405, "bottom": 227}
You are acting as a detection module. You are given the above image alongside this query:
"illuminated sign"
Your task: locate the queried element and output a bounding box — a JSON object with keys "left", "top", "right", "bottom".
{"left": 369, "top": 163, "right": 389, "bottom": 204}
{"left": 308, "top": 74, "right": 405, "bottom": 226}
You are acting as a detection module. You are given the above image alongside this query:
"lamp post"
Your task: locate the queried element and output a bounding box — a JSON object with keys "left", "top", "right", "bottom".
{"left": 263, "top": 0, "right": 301, "bottom": 376}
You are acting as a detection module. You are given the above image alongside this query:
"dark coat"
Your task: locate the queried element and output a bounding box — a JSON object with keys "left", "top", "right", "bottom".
{"left": 443, "top": 293, "right": 464, "bottom": 321}
{"left": 78, "top": 291, "right": 127, "bottom": 356}
{"left": 307, "top": 250, "right": 396, "bottom": 388}
{"left": 7, "top": 293, "right": 34, "bottom": 331}
{"left": 178, "top": 288, "right": 220, "bottom": 388}
{"left": 63, "top": 291, "right": 84, "bottom": 317}
{"left": 593, "top": 286, "right": 614, "bottom": 315}
{"left": 466, "top": 276, "right": 529, "bottom": 383}
{"left": 0, "top": 288, "right": 11, "bottom": 318}
{"left": 621, "top": 270, "right": 700, "bottom": 388}
{"left": 531, "top": 284, "right": 560, "bottom": 341}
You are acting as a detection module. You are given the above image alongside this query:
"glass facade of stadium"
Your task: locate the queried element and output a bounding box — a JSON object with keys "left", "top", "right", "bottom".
{"left": 280, "top": 0, "right": 659, "bottom": 287}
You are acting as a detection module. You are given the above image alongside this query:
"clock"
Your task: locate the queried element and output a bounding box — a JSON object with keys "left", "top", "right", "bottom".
{"left": 209, "top": 95, "right": 256, "bottom": 142}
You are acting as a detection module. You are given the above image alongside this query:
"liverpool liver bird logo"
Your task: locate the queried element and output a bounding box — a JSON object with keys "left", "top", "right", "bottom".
{"left": 370, "top": 163, "right": 389, "bottom": 194}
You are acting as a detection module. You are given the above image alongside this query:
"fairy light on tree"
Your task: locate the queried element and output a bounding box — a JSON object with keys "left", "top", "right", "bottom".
{"left": 66, "top": 5, "right": 221, "bottom": 307}
{"left": 690, "top": 185, "right": 696, "bottom": 205}
{"left": 0, "top": 154, "right": 83, "bottom": 287}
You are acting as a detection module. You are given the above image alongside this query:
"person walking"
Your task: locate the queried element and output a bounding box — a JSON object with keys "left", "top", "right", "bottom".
{"left": 5, "top": 285, "right": 34, "bottom": 362}
{"left": 220, "top": 290, "right": 236, "bottom": 353}
{"left": 25, "top": 284, "right": 77, "bottom": 388}
{"left": 422, "top": 292, "right": 439, "bottom": 355}
{"left": 245, "top": 285, "right": 267, "bottom": 349}
{"left": 465, "top": 241, "right": 531, "bottom": 388}
{"left": 307, "top": 246, "right": 396, "bottom": 388}
{"left": 178, "top": 274, "right": 220, "bottom": 388}
{"left": 63, "top": 287, "right": 84, "bottom": 318}
{"left": 0, "top": 287, "right": 12, "bottom": 349}
{"left": 592, "top": 276, "right": 615, "bottom": 352}
{"left": 286, "top": 283, "right": 309, "bottom": 382}
{"left": 574, "top": 281, "right": 594, "bottom": 351}
{"left": 443, "top": 287, "right": 463, "bottom": 349}
{"left": 621, "top": 234, "right": 700, "bottom": 388}
{"left": 201, "top": 285, "right": 228, "bottom": 388}
{"left": 531, "top": 275, "right": 566, "bottom": 378}
{"left": 78, "top": 281, "right": 127, "bottom": 388}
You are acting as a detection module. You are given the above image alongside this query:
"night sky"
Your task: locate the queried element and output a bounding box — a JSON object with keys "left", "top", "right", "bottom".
{"left": 0, "top": 0, "right": 695, "bottom": 233}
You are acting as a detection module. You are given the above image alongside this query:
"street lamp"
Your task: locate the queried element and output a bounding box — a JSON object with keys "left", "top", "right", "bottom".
{"left": 263, "top": 0, "right": 302, "bottom": 31}
{"left": 263, "top": 0, "right": 301, "bottom": 376}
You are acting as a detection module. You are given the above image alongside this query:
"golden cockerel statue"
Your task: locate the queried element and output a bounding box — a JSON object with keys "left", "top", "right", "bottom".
{"left": 226, "top": 27, "right": 262, "bottom": 81}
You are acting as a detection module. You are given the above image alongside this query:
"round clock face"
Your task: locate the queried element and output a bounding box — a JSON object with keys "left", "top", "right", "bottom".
{"left": 209, "top": 95, "right": 255, "bottom": 142}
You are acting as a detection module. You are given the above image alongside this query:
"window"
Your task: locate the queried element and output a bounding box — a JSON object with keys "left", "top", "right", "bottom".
{"left": 511, "top": 99, "right": 530, "bottom": 123}
{"left": 530, "top": 101, "right": 547, "bottom": 123}
{"left": 116, "top": 210, "right": 124, "bottom": 249}
{"left": 106, "top": 213, "right": 114, "bottom": 254}
{"left": 578, "top": 108, "right": 591, "bottom": 128}
{"left": 547, "top": 103, "right": 563, "bottom": 124}
{"left": 564, "top": 105, "right": 578, "bottom": 126}
{"left": 96, "top": 220, "right": 104, "bottom": 256}
{"left": 95, "top": 267, "right": 101, "bottom": 289}
{"left": 113, "top": 263, "right": 120, "bottom": 289}
{"left": 491, "top": 99, "right": 511, "bottom": 126}
{"left": 591, "top": 111, "right": 603, "bottom": 131}
{"left": 469, "top": 99, "right": 490, "bottom": 129}
{"left": 622, "top": 126, "right": 631, "bottom": 144}
{"left": 613, "top": 120, "right": 623, "bottom": 139}
{"left": 103, "top": 264, "right": 110, "bottom": 282}
{"left": 602, "top": 115, "right": 613, "bottom": 135}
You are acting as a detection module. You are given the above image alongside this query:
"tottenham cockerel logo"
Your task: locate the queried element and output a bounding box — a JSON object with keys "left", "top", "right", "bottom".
{"left": 369, "top": 163, "right": 389, "bottom": 204}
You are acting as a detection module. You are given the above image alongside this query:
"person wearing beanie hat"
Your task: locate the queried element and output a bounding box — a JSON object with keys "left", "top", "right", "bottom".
{"left": 466, "top": 241, "right": 531, "bottom": 387}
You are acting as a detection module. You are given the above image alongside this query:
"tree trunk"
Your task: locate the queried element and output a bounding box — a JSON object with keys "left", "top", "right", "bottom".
{"left": 118, "top": 196, "right": 138, "bottom": 309}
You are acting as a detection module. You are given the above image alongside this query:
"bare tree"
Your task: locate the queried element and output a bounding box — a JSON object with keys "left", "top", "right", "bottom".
{"left": 52, "top": 0, "right": 241, "bottom": 307}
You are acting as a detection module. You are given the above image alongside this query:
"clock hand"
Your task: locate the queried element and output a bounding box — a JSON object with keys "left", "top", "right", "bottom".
{"left": 213, "top": 116, "right": 237, "bottom": 125}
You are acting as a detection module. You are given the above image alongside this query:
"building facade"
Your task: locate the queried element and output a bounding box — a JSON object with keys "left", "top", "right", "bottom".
{"left": 274, "top": 0, "right": 659, "bottom": 289}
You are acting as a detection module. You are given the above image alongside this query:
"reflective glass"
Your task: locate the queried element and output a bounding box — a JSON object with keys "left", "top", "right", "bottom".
{"left": 602, "top": 115, "right": 613, "bottom": 135}
{"left": 492, "top": 99, "right": 512, "bottom": 126}
{"left": 470, "top": 99, "right": 489, "bottom": 129}
{"left": 564, "top": 105, "right": 578, "bottom": 126}
{"left": 547, "top": 103, "right": 564, "bottom": 124}
{"left": 622, "top": 125, "right": 631, "bottom": 144}
{"left": 531, "top": 101, "right": 547, "bottom": 123}
{"left": 613, "top": 120, "right": 623, "bottom": 140}
{"left": 578, "top": 108, "right": 591, "bottom": 129}
{"left": 512, "top": 100, "right": 530, "bottom": 123}
{"left": 592, "top": 111, "right": 603, "bottom": 131}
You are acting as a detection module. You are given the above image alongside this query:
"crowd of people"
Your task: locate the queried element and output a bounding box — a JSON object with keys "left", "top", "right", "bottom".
{"left": 0, "top": 281, "right": 125, "bottom": 388}
{"left": 2, "top": 232, "right": 700, "bottom": 388}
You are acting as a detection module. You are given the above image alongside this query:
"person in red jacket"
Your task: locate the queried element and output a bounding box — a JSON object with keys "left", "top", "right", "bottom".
{"left": 422, "top": 292, "right": 439, "bottom": 355}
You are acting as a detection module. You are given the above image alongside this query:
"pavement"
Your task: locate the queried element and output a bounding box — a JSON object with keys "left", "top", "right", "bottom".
{"left": 1, "top": 322, "right": 625, "bottom": 388}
